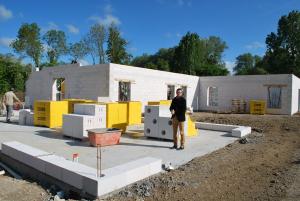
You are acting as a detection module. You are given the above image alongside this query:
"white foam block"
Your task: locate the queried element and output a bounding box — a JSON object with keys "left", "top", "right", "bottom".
{"left": 19, "top": 109, "right": 30, "bottom": 125}
{"left": 144, "top": 105, "right": 171, "bottom": 118}
{"left": 1, "top": 142, "right": 162, "bottom": 198}
{"left": 157, "top": 117, "right": 173, "bottom": 140}
{"left": 63, "top": 114, "right": 96, "bottom": 139}
{"left": 74, "top": 104, "right": 106, "bottom": 117}
{"left": 1, "top": 141, "right": 50, "bottom": 171}
{"left": 232, "top": 126, "right": 251, "bottom": 138}
{"left": 26, "top": 112, "right": 34, "bottom": 126}
{"left": 144, "top": 116, "right": 159, "bottom": 138}
{"left": 82, "top": 157, "right": 162, "bottom": 197}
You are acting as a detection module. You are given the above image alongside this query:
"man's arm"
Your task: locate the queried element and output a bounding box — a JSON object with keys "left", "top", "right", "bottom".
{"left": 13, "top": 93, "right": 21, "bottom": 103}
{"left": 170, "top": 99, "right": 175, "bottom": 116}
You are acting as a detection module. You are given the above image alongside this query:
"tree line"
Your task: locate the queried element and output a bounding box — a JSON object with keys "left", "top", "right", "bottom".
{"left": 10, "top": 23, "right": 131, "bottom": 68}
{"left": 1, "top": 10, "right": 299, "bottom": 95}
{"left": 234, "top": 10, "right": 300, "bottom": 77}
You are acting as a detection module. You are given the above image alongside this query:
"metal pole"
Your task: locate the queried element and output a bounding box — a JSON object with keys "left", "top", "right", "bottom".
{"left": 100, "top": 145, "right": 102, "bottom": 177}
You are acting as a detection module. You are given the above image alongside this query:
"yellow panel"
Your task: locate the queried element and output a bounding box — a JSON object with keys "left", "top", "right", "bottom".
{"left": 148, "top": 101, "right": 160, "bottom": 105}
{"left": 127, "top": 101, "right": 142, "bottom": 125}
{"left": 34, "top": 100, "right": 68, "bottom": 128}
{"left": 159, "top": 100, "right": 172, "bottom": 106}
{"left": 187, "top": 115, "right": 198, "bottom": 137}
{"left": 250, "top": 100, "right": 266, "bottom": 115}
{"left": 117, "top": 102, "right": 128, "bottom": 124}
{"left": 148, "top": 100, "right": 171, "bottom": 106}
{"left": 106, "top": 103, "right": 119, "bottom": 128}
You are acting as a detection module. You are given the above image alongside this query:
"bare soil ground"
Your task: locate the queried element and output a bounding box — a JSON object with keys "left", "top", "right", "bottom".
{"left": 0, "top": 113, "right": 299, "bottom": 201}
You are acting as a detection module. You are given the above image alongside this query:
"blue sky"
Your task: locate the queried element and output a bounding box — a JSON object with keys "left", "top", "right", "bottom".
{"left": 0, "top": 0, "right": 299, "bottom": 71}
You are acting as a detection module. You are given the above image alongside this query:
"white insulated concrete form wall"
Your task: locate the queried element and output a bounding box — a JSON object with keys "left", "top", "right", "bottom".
{"left": 109, "top": 63, "right": 200, "bottom": 110}
{"left": 25, "top": 64, "right": 110, "bottom": 107}
{"left": 198, "top": 74, "right": 299, "bottom": 115}
{"left": 25, "top": 63, "right": 300, "bottom": 115}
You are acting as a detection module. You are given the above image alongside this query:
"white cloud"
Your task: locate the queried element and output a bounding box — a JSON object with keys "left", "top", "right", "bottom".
{"left": 245, "top": 41, "right": 265, "bottom": 50}
{"left": 89, "top": 14, "right": 121, "bottom": 26}
{"left": 0, "top": 37, "right": 14, "bottom": 48}
{"left": 66, "top": 24, "right": 79, "bottom": 34}
{"left": 42, "top": 22, "right": 59, "bottom": 32}
{"left": 78, "top": 59, "right": 89, "bottom": 66}
{"left": 0, "top": 5, "right": 12, "bottom": 20}
{"left": 225, "top": 61, "right": 235, "bottom": 73}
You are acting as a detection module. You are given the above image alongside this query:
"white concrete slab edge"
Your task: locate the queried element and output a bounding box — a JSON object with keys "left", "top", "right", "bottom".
{"left": 195, "top": 122, "right": 251, "bottom": 138}
{"left": 1, "top": 141, "right": 162, "bottom": 197}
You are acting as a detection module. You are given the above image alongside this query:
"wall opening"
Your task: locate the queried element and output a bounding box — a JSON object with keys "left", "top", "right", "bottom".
{"left": 52, "top": 78, "right": 65, "bottom": 101}
{"left": 181, "top": 86, "right": 187, "bottom": 99}
{"left": 118, "top": 81, "right": 131, "bottom": 101}
{"left": 267, "top": 86, "right": 282, "bottom": 109}
{"left": 207, "top": 86, "right": 218, "bottom": 107}
{"left": 167, "top": 85, "right": 175, "bottom": 100}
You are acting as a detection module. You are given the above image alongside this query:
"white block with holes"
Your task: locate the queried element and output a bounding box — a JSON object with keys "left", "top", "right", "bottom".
{"left": 144, "top": 116, "right": 159, "bottom": 138}
{"left": 63, "top": 114, "right": 96, "bottom": 139}
{"left": 157, "top": 117, "right": 173, "bottom": 140}
{"left": 26, "top": 112, "right": 34, "bottom": 126}
{"left": 144, "top": 105, "right": 171, "bottom": 118}
{"left": 74, "top": 104, "right": 106, "bottom": 117}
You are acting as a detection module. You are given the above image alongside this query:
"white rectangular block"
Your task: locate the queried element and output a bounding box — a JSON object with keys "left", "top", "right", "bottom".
{"left": 19, "top": 109, "right": 30, "bottom": 125}
{"left": 157, "top": 117, "right": 173, "bottom": 140}
{"left": 74, "top": 104, "right": 106, "bottom": 117}
{"left": 1, "top": 142, "right": 162, "bottom": 198}
{"left": 232, "top": 126, "right": 251, "bottom": 138}
{"left": 144, "top": 105, "right": 171, "bottom": 118}
{"left": 82, "top": 157, "right": 162, "bottom": 197}
{"left": 63, "top": 114, "right": 96, "bottom": 139}
{"left": 1, "top": 141, "right": 50, "bottom": 171}
{"left": 26, "top": 112, "right": 34, "bottom": 126}
{"left": 144, "top": 116, "right": 159, "bottom": 138}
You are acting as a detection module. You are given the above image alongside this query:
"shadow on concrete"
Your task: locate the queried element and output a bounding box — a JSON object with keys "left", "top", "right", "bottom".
{"left": 221, "top": 133, "right": 233, "bottom": 137}
{"left": 65, "top": 140, "right": 90, "bottom": 147}
{"left": 35, "top": 130, "right": 64, "bottom": 140}
{"left": 0, "top": 120, "right": 19, "bottom": 125}
{"left": 118, "top": 142, "right": 170, "bottom": 149}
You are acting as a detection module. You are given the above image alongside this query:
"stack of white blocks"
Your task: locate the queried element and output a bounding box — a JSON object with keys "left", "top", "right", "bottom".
{"left": 19, "top": 109, "right": 34, "bottom": 126}
{"left": 63, "top": 104, "right": 106, "bottom": 139}
{"left": 1, "top": 141, "right": 162, "bottom": 197}
{"left": 144, "top": 105, "right": 188, "bottom": 140}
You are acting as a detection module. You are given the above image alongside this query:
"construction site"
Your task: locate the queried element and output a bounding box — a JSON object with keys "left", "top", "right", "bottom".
{"left": 0, "top": 63, "right": 299, "bottom": 201}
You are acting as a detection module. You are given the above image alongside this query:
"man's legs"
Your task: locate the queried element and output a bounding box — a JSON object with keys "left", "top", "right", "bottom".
{"left": 178, "top": 121, "right": 185, "bottom": 149}
{"left": 6, "top": 105, "right": 12, "bottom": 122}
{"left": 172, "top": 117, "right": 179, "bottom": 148}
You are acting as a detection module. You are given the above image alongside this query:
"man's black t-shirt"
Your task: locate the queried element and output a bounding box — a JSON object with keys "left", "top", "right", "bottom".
{"left": 169, "top": 96, "right": 187, "bottom": 122}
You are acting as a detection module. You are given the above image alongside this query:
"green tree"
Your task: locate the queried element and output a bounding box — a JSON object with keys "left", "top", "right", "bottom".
{"left": 69, "top": 41, "right": 88, "bottom": 63}
{"left": 11, "top": 23, "right": 43, "bottom": 67}
{"left": 106, "top": 24, "right": 132, "bottom": 64}
{"left": 43, "top": 30, "right": 68, "bottom": 65}
{"left": 262, "top": 10, "right": 300, "bottom": 76}
{"left": 205, "top": 36, "right": 228, "bottom": 65}
{"left": 173, "top": 32, "right": 205, "bottom": 75}
{"left": 83, "top": 24, "right": 107, "bottom": 64}
{"left": 0, "top": 53, "right": 31, "bottom": 95}
{"left": 234, "top": 53, "right": 266, "bottom": 75}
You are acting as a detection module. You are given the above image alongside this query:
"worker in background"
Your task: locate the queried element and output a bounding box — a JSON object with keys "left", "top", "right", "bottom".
{"left": 170, "top": 88, "right": 187, "bottom": 150}
{"left": 2, "top": 88, "right": 22, "bottom": 123}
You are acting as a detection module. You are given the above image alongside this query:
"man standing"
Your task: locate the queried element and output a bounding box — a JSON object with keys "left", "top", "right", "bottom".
{"left": 169, "top": 88, "right": 187, "bottom": 150}
{"left": 3, "top": 88, "right": 22, "bottom": 123}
